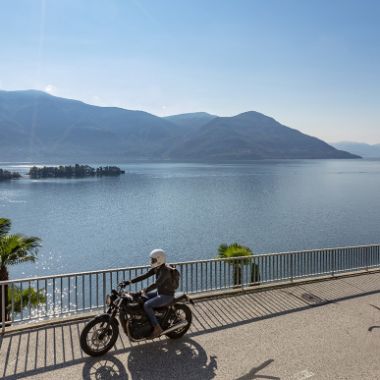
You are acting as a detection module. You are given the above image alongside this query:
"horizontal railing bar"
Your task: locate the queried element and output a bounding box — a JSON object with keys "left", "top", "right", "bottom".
{"left": 0, "top": 266, "right": 149, "bottom": 284}
{"left": 170, "top": 243, "right": 380, "bottom": 265}
{"left": 259, "top": 244, "right": 380, "bottom": 258}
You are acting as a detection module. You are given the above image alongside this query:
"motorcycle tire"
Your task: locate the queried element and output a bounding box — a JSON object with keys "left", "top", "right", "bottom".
{"left": 165, "top": 304, "right": 192, "bottom": 339}
{"left": 80, "top": 316, "right": 119, "bottom": 357}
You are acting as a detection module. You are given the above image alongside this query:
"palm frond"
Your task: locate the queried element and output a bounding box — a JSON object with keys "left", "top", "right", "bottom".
{"left": 0, "top": 234, "right": 40, "bottom": 267}
{"left": 8, "top": 286, "right": 46, "bottom": 313}
{"left": 216, "top": 242, "right": 253, "bottom": 265}
{"left": 217, "top": 244, "right": 228, "bottom": 258}
{"left": 0, "top": 218, "right": 11, "bottom": 237}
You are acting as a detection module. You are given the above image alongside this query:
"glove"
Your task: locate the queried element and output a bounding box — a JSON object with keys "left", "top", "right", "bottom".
{"left": 119, "top": 280, "right": 131, "bottom": 287}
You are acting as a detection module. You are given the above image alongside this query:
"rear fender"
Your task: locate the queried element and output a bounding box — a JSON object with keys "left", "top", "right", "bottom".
{"left": 175, "top": 294, "right": 194, "bottom": 305}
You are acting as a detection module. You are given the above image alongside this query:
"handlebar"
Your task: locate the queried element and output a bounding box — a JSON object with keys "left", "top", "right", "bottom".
{"left": 117, "top": 281, "right": 148, "bottom": 300}
{"left": 118, "top": 281, "right": 130, "bottom": 289}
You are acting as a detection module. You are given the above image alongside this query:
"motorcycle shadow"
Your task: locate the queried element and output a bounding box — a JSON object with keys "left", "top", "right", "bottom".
{"left": 82, "top": 337, "right": 217, "bottom": 380}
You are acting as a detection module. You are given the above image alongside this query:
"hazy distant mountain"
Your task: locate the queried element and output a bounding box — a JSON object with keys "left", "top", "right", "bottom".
{"left": 165, "top": 111, "right": 359, "bottom": 159}
{"left": 0, "top": 90, "right": 359, "bottom": 162}
{"left": 0, "top": 90, "right": 177, "bottom": 161}
{"left": 331, "top": 142, "right": 380, "bottom": 158}
{"left": 164, "top": 112, "right": 217, "bottom": 131}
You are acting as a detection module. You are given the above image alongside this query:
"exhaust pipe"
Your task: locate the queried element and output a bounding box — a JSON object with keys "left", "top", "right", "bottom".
{"left": 160, "top": 320, "right": 188, "bottom": 335}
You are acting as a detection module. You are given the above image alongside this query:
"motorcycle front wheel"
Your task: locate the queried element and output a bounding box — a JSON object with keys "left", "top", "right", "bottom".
{"left": 80, "top": 316, "right": 119, "bottom": 356}
{"left": 165, "top": 304, "right": 192, "bottom": 339}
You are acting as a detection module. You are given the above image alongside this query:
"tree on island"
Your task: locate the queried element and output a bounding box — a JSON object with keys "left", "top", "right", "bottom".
{"left": 0, "top": 218, "right": 42, "bottom": 325}
{"left": 0, "top": 169, "right": 21, "bottom": 181}
{"left": 217, "top": 243, "right": 260, "bottom": 286}
{"left": 28, "top": 164, "right": 125, "bottom": 179}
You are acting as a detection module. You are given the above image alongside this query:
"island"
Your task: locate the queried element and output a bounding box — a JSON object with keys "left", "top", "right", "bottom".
{"left": 0, "top": 169, "right": 21, "bottom": 181}
{"left": 28, "top": 164, "right": 125, "bottom": 179}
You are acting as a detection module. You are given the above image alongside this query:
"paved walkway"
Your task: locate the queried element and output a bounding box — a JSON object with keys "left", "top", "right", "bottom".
{"left": 1, "top": 272, "right": 380, "bottom": 379}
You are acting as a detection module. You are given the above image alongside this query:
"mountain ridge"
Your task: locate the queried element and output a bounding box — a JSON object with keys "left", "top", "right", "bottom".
{"left": 331, "top": 142, "right": 380, "bottom": 158}
{"left": 0, "top": 90, "right": 360, "bottom": 162}
{"left": 163, "top": 112, "right": 217, "bottom": 132}
{"left": 166, "top": 111, "right": 357, "bottom": 160}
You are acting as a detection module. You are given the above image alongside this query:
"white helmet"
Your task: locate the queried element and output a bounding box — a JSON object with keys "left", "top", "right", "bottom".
{"left": 149, "top": 249, "right": 166, "bottom": 268}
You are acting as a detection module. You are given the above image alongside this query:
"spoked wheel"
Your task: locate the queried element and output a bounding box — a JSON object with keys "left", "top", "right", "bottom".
{"left": 82, "top": 356, "right": 128, "bottom": 380}
{"left": 80, "top": 316, "right": 119, "bottom": 356}
{"left": 165, "top": 304, "right": 192, "bottom": 339}
{"left": 88, "top": 360, "right": 120, "bottom": 378}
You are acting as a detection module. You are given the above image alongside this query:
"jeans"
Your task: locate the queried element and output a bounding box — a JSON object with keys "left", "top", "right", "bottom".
{"left": 143, "top": 291, "right": 174, "bottom": 327}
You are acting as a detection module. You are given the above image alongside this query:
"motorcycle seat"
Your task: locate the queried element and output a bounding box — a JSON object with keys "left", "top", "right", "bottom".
{"left": 152, "top": 292, "right": 187, "bottom": 311}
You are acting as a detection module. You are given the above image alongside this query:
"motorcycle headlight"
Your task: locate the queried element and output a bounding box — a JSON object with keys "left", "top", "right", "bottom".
{"left": 106, "top": 294, "right": 112, "bottom": 306}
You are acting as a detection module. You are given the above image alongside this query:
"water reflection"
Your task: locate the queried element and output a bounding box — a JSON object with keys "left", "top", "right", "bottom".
{"left": 1, "top": 160, "right": 380, "bottom": 278}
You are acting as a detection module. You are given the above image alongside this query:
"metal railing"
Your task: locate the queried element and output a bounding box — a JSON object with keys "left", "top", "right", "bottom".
{"left": 1, "top": 244, "right": 380, "bottom": 333}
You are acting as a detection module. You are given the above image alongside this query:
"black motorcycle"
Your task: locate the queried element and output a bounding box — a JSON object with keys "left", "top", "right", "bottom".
{"left": 80, "top": 285, "right": 194, "bottom": 356}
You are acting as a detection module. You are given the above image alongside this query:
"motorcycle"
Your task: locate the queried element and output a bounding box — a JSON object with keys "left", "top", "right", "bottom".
{"left": 80, "top": 284, "right": 194, "bottom": 356}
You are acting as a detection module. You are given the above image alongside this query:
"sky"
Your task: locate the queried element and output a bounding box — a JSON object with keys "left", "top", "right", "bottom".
{"left": 0, "top": 0, "right": 379, "bottom": 143}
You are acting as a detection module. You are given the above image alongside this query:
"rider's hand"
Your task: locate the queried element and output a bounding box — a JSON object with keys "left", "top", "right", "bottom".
{"left": 118, "top": 280, "right": 131, "bottom": 287}
{"left": 140, "top": 289, "right": 147, "bottom": 298}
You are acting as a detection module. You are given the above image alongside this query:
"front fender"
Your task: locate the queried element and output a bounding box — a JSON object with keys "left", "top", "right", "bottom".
{"left": 92, "top": 313, "right": 119, "bottom": 326}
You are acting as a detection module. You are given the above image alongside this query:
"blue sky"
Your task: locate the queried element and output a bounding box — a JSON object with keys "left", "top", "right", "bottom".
{"left": 1, "top": 0, "right": 379, "bottom": 143}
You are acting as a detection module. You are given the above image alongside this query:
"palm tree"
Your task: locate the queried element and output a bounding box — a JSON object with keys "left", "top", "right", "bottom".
{"left": 217, "top": 243, "right": 253, "bottom": 286}
{"left": 0, "top": 218, "right": 41, "bottom": 324}
{"left": 8, "top": 286, "right": 46, "bottom": 313}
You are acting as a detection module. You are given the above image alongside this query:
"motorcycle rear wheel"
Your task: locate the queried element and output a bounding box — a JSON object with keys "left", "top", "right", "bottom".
{"left": 165, "top": 304, "right": 192, "bottom": 339}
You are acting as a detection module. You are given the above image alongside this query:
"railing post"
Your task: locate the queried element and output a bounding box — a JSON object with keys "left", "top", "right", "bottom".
{"left": 1, "top": 284, "right": 5, "bottom": 335}
{"left": 331, "top": 249, "right": 335, "bottom": 277}
{"left": 291, "top": 253, "right": 294, "bottom": 282}
{"left": 103, "top": 272, "right": 106, "bottom": 312}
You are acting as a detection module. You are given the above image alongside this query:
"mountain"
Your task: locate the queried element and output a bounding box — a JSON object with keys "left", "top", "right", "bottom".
{"left": 164, "top": 112, "right": 217, "bottom": 131}
{"left": 165, "top": 111, "right": 359, "bottom": 160}
{"left": 0, "top": 90, "right": 178, "bottom": 161}
{"left": 331, "top": 142, "right": 380, "bottom": 158}
{"left": 0, "top": 90, "right": 359, "bottom": 162}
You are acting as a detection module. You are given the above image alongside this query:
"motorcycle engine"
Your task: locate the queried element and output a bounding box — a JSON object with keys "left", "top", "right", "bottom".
{"left": 128, "top": 319, "right": 152, "bottom": 340}
{"left": 125, "top": 311, "right": 166, "bottom": 340}
{"left": 120, "top": 298, "right": 167, "bottom": 339}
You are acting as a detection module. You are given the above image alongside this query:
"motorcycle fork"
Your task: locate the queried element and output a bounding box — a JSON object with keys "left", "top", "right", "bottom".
{"left": 99, "top": 307, "right": 117, "bottom": 339}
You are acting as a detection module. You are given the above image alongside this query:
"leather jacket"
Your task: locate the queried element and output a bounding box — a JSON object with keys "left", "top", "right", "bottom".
{"left": 131, "top": 264, "right": 175, "bottom": 296}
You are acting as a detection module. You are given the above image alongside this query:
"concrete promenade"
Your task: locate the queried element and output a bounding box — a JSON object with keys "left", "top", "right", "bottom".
{"left": 1, "top": 272, "right": 380, "bottom": 379}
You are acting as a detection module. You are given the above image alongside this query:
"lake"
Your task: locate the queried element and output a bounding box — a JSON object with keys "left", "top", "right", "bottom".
{"left": 1, "top": 160, "right": 380, "bottom": 279}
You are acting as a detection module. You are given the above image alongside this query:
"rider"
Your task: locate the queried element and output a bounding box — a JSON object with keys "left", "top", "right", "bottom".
{"left": 120, "top": 249, "right": 175, "bottom": 339}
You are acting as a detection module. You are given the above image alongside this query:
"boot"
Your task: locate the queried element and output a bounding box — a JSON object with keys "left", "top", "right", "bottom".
{"left": 149, "top": 324, "right": 163, "bottom": 339}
